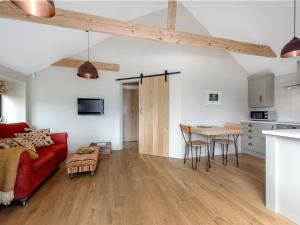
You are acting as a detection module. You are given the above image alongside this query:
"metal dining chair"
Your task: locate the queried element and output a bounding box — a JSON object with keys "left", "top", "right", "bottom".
{"left": 180, "top": 124, "right": 208, "bottom": 170}
{"left": 212, "top": 123, "right": 243, "bottom": 167}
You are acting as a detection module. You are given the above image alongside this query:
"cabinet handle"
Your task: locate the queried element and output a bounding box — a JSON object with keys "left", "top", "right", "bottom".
{"left": 248, "top": 143, "right": 252, "bottom": 146}
{"left": 248, "top": 124, "right": 253, "bottom": 127}
{"left": 248, "top": 136, "right": 252, "bottom": 139}
{"left": 248, "top": 130, "right": 252, "bottom": 133}
{"left": 259, "top": 95, "right": 262, "bottom": 103}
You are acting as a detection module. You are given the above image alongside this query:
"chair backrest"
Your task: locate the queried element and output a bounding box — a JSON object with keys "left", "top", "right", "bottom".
{"left": 224, "top": 123, "right": 243, "bottom": 130}
{"left": 180, "top": 124, "right": 192, "bottom": 145}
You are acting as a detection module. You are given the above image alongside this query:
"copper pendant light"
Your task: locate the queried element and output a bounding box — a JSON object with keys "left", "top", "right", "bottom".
{"left": 281, "top": 0, "right": 300, "bottom": 58}
{"left": 77, "top": 31, "right": 99, "bottom": 79}
{"left": 11, "top": 0, "right": 55, "bottom": 18}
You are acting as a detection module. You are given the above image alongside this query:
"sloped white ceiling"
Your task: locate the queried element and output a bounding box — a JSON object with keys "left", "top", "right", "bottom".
{"left": 0, "top": 18, "right": 108, "bottom": 75}
{"left": 0, "top": 1, "right": 299, "bottom": 76}
{"left": 183, "top": 1, "right": 300, "bottom": 75}
{"left": 0, "top": 1, "right": 167, "bottom": 75}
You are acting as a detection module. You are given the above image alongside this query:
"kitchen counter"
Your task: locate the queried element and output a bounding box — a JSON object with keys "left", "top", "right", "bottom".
{"left": 244, "top": 120, "right": 300, "bottom": 126}
{"left": 263, "top": 129, "right": 300, "bottom": 224}
{"left": 263, "top": 129, "right": 300, "bottom": 139}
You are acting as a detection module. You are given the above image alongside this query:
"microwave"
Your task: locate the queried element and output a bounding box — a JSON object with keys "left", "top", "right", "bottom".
{"left": 250, "top": 110, "right": 276, "bottom": 121}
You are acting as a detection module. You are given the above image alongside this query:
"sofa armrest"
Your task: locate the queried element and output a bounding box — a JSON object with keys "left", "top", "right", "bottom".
{"left": 14, "top": 152, "right": 32, "bottom": 200}
{"left": 51, "top": 132, "right": 68, "bottom": 144}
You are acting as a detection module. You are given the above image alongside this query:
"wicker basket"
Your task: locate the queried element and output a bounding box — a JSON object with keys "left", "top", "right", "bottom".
{"left": 89, "top": 141, "right": 112, "bottom": 155}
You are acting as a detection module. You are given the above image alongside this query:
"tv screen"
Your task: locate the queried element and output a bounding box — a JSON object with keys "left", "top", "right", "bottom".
{"left": 78, "top": 98, "right": 104, "bottom": 115}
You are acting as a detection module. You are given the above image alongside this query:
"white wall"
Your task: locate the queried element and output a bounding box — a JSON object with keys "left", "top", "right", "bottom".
{"left": 0, "top": 64, "right": 27, "bottom": 123}
{"left": 29, "top": 5, "right": 249, "bottom": 155}
{"left": 274, "top": 72, "right": 300, "bottom": 123}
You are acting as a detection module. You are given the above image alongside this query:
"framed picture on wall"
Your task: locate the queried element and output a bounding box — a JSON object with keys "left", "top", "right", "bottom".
{"left": 206, "top": 90, "right": 222, "bottom": 105}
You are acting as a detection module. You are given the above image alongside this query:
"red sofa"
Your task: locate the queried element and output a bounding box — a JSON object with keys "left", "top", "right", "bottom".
{"left": 0, "top": 123, "right": 68, "bottom": 206}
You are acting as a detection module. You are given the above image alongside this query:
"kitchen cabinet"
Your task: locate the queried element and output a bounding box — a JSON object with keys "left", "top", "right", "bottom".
{"left": 242, "top": 121, "right": 300, "bottom": 157}
{"left": 248, "top": 74, "right": 274, "bottom": 108}
{"left": 242, "top": 122, "right": 274, "bottom": 157}
{"left": 275, "top": 124, "right": 300, "bottom": 129}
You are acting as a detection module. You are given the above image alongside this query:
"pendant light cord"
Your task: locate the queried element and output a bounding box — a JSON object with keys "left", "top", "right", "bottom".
{"left": 294, "top": 0, "right": 296, "bottom": 37}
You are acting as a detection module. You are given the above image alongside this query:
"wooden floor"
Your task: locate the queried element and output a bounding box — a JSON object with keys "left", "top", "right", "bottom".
{"left": 0, "top": 142, "right": 294, "bottom": 225}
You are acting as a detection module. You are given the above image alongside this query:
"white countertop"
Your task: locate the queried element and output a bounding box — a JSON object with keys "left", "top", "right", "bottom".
{"left": 263, "top": 129, "right": 300, "bottom": 139}
{"left": 243, "top": 121, "right": 300, "bottom": 126}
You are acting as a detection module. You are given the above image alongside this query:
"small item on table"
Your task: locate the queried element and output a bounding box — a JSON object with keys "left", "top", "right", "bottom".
{"left": 77, "top": 148, "right": 95, "bottom": 155}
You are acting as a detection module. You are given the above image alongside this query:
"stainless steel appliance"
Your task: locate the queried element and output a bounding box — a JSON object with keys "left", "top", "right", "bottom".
{"left": 250, "top": 110, "right": 276, "bottom": 121}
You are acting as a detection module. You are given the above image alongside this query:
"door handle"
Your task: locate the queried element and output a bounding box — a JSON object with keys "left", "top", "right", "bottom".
{"left": 259, "top": 95, "right": 262, "bottom": 103}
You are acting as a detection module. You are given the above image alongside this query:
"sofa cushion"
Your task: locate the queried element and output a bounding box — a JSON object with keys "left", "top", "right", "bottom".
{"left": 32, "top": 150, "right": 54, "bottom": 171}
{"left": 24, "top": 128, "right": 54, "bottom": 145}
{"left": 13, "top": 138, "right": 36, "bottom": 152}
{"left": 15, "top": 130, "right": 53, "bottom": 148}
{"left": 0, "top": 123, "right": 29, "bottom": 138}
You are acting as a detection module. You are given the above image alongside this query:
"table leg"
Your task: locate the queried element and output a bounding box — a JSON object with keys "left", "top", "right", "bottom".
{"left": 206, "top": 136, "right": 211, "bottom": 172}
{"left": 233, "top": 134, "right": 240, "bottom": 167}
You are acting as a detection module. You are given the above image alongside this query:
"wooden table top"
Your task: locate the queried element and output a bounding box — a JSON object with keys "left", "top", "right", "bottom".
{"left": 191, "top": 126, "right": 243, "bottom": 136}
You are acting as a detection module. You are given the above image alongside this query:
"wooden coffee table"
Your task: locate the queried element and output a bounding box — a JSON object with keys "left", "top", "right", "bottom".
{"left": 65, "top": 146, "right": 100, "bottom": 179}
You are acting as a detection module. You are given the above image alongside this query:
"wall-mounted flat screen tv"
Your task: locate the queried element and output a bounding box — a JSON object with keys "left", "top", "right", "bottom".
{"left": 78, "top": 98, "right": 104, "bottom": 115}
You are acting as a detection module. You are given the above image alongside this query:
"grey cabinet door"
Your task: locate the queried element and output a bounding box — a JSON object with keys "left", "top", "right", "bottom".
{"left": 248, "top": 79, "right": 262, "bottom": 107}
{"left": 248, "top": 77, "right": 266, "bottom": 107}
{"left": 248, "top": 74, "right": 274, "bottom": 108}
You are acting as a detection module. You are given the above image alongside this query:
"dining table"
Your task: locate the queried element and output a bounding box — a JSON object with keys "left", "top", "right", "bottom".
{"left": 191, "top": 125, "right": 243, "bottom": 171}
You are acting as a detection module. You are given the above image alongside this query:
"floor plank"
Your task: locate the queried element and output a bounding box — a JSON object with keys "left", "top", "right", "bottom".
{"left": 0, "top": 142, "right": 294, "bottom": 225}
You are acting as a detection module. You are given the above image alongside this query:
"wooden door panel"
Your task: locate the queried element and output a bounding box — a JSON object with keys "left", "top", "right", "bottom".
{"left": 139, "top": 76, "right": 169, "bottom": 157}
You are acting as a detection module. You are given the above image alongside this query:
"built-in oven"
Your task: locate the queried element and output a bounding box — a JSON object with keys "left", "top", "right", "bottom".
{"left": 250, "top": 110, "right": 276, "bottom": 121}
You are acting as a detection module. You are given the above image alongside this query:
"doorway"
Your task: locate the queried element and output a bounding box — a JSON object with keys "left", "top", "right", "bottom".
{"left": 122, "top": 82, "right": 139, "bottom": 146}
{"left": 122, "top": 76, "right": 169, "bottom": 157}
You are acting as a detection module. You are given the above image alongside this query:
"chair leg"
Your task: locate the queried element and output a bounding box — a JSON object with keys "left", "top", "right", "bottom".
{"left": 206, "top": 140, "right": 211, "bottom": 172}
{"left": 198, "top": 146, "right": 202, "bottom": 162}
{"left": 208, "top": 142, "right": 211, "bottom": 169}
{"left": 221, "top": 144, "right": 225, "bottom": 165}
{"left": 195, "top": 147, "right": 198, "bottom": 170}
{"left": 225, "top": 144, "right": 229, "bottom": 166}
{"left": 212, "top": 140, "right": 215, "bottom": 160}
{"left": 191, "top": 147, "right": 195, "bottom": 170}
{"left": 184, "top": 145, "right": 187, "bottom": 164}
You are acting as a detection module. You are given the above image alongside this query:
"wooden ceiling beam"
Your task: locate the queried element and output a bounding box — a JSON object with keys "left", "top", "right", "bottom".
{"left": 0, "top": 2, "right": 276, "bottom": 57}
{"left": 167, "top": 0, "right": 177, "bottom": 30}
{"left": 52, "top": 59, "right": 120, "bottom": 72}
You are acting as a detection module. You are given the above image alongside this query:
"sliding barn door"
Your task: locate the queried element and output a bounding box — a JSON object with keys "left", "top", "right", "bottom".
{"left": 139, "top": 76, "right": 169, "bottom": 157}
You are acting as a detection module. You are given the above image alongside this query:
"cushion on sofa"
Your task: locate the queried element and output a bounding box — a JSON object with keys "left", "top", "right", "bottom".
{"left": 15, "top": 130, "right": 53, "bottom": 148}
{"left": 37, "top": 144, "right": 67, "bottom": 161}
{"left": 24, "top": 129, "right": 54, "bottom": 145}
{"left": 32, "top": 150, "right": 54, "bottom": 171}
{"left": 0, "top": 123, "right": 30, "bottom": 138}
